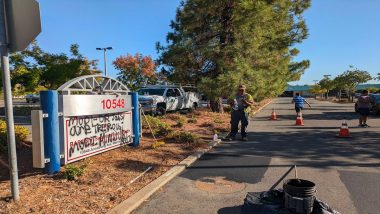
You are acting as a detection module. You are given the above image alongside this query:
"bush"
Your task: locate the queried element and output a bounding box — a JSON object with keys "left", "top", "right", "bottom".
{"left": 63, "top": 164, "right": 86, "bottom": 180}
{"left": 169, "top": 131, "right": 203, "bottom": 145}
{"left": 0, "top": 120, "right": 30, "bottom": 152}
{"left": 142, "top": 115, "right": 172, "bottom": 137}
{"left": 14, "top": 125, "right": 30, "bottom": 142}
{"left": 173, "top": 116, "right": 186, "bottom": 128}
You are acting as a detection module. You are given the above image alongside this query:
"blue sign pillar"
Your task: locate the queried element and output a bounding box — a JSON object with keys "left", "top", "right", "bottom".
{"left": 131, "top": 92, "right": 140, "bottom": 147}
{"left": 40, "top": 90, "right": 60, "bottom": 174}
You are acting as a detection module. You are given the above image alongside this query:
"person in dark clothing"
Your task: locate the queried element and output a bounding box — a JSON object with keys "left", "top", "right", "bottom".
{"left": 224, "top": 85, "right": 255, "bottom": 141}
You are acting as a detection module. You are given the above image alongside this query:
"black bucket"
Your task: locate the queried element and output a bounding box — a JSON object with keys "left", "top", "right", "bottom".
{"left": 283, "top": 179, "right": 316, "bottom": 197}
{"left": 283, "top": 179, "right": 316, "bottom": 214}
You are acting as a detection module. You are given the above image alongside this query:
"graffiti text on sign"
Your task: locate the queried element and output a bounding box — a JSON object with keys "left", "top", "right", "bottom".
{"left": 64, "top": 112, "right": 132, "bottom": 163}
{"left": 101, "top": 98, "right": 125, "bottom": 109}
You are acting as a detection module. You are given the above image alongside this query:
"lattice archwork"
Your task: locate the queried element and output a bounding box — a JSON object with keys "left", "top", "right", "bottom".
{"left": 57, "top": 75, "right": 129, "bottom": 94}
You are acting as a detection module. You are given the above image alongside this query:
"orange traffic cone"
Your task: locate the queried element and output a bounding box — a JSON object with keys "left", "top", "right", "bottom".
{"left": 295, "top": 113, "right": 304, "bottom": 126}
{"left": 338, "top": 119, "right": 350, "bottom": 137}
{"left": 269, "top": 109, "right": 278, "bottom": 120}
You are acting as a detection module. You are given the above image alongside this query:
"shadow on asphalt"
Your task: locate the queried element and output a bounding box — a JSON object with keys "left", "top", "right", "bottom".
{"left": 207, "top": 130, "right": 380, "bottom": 169}
{"left": 179, "top": 154, "right": 271, "bottom": 184}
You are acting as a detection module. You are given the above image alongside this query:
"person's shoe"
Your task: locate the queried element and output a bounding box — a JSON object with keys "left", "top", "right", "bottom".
{"left": 358, "top": 124, "right": 364, "bottom": 128}
{"left": 241, "top": 137, "right": 248, "bottom": 141}
{"left": 363, "top": 124, "right": 370, "bottom": 128}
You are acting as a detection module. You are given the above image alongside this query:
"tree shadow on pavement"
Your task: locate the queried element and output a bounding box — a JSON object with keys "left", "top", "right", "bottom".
{"left": 209, "top": 130, "right": 380, "bottom": 168}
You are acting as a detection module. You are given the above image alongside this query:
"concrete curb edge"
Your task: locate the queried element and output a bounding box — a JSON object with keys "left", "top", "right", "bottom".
{"left": 251, "top": 99, "right": 273, "bottom": 116}
{"left": 107, "top": 139, "right": 222, "bottom": 214}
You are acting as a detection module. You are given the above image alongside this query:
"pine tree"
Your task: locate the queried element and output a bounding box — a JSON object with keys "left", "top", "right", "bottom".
{"left": 158, "top": 0, "right": 311, "bottom": 112}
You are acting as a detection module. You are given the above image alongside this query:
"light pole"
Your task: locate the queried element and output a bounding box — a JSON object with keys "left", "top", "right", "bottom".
{"left": 96, "top": 47, "right": 113, "bottom": 76}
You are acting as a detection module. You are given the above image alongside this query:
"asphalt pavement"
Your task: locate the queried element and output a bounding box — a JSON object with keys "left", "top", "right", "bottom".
{"left": 134, "top": 97, "right": 380, "bottom": 214}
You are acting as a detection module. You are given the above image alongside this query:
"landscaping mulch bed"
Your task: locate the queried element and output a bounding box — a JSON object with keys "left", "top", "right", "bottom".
{"left": 0, "top": 100, "right": 269, "bottom": 214}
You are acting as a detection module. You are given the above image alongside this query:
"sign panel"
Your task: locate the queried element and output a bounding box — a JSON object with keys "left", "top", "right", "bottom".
{"left": 60, "top": 94, "right": 132, "bottom": 117}
{"left": 6, "top": 0, "right": 42, "bottom": 52}
{"left": 63, "top": 112, "right": 132, "bottom": 164}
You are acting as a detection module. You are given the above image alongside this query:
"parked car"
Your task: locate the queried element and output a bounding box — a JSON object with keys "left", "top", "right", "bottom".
{"left": 354, "top": 94, "right": 380, "bottom": 114}
{"left": 138, "top": 85, "right": 200, "bottom": 115}
{"left": 25, "top": 94, "right": 40, "bottom": 103}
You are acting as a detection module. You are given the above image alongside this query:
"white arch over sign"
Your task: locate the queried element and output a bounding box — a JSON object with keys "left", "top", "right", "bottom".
{"left": 57, "top": 75, "right": 129, "bottom": 94}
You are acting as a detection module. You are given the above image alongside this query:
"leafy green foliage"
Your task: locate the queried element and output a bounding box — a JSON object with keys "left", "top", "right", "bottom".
{"left": 308, "top": 84, "right": 327, "bottom": 95}
{"left": 319, "top": 78, "right": 335, "bottom": 92}
{"left": 63, "top": 164, "right": 86, "bottom": 180}
{"left": 333, "top": 66, "right": 372, "bottom": 92}
{"left": 157, "top": 0, "right": 311, "bottom": 106}
{"left": 169, "top": 131, "right": 203, "bottom": 145}
{"left": 0, "top": 120, "right": 30, "bottom": 152}
{"left": 142, "top": 115, "right": 172, "bottom": 137}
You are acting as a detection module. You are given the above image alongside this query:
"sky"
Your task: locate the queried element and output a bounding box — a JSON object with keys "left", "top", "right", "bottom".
{"left": 36, "top": 0, "right": 380, "bottom": 85}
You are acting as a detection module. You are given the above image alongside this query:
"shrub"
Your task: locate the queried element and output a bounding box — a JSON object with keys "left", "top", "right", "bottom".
{"left": 0, "top": 120, "right": 30, "bottom": 152}
{"left": 142, "top": 115, "right": 172, "bottom": 137}
{"left": 63, "top": 164, "right": 86, "bottom": 180}
{"left": 14, "top": 125, "right": 30, "bottom": 142}
{"left": 173, "top": 116, "right": 186, "bottom": 128}
{"left": 169, "top": 131, "right": 203, "bottom": 145}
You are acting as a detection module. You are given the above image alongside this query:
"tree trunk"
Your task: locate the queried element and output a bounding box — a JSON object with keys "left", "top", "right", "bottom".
{"left": 210, "top": 97, "right": 224, "bottom": 113}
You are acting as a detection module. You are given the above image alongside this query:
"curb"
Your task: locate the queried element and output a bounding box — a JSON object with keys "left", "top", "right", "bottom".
{"left": 107, "top": 139, "right": 222, "bottom": 214}
{"left": 251, "top": 99, "right": 273, "bottom": 116}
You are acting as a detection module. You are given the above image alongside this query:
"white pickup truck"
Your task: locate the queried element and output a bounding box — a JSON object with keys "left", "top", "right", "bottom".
{"left": 138, "top": 85, "right": 200, "bottom": 115}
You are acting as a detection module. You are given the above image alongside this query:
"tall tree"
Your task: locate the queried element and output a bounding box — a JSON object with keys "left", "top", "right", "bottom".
{"left": 157, "top": 0, "right": 311, "bottom": 112}
{"left": 113, "top": 53, "right": 157, "bottom": 91}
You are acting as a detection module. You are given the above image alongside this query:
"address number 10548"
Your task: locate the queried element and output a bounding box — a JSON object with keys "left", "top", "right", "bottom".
{"left": 101, "top": 98, "right": 125, "bottom": 109}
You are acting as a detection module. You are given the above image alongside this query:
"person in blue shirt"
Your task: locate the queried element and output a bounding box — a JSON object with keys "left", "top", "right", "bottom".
{"left": 292, "top": 93, "right": 311, "bottom": 115}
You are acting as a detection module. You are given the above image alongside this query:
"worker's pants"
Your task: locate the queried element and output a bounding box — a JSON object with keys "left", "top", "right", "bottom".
{"left": 229, "top": 110, "right": 249, "bottom": 138}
